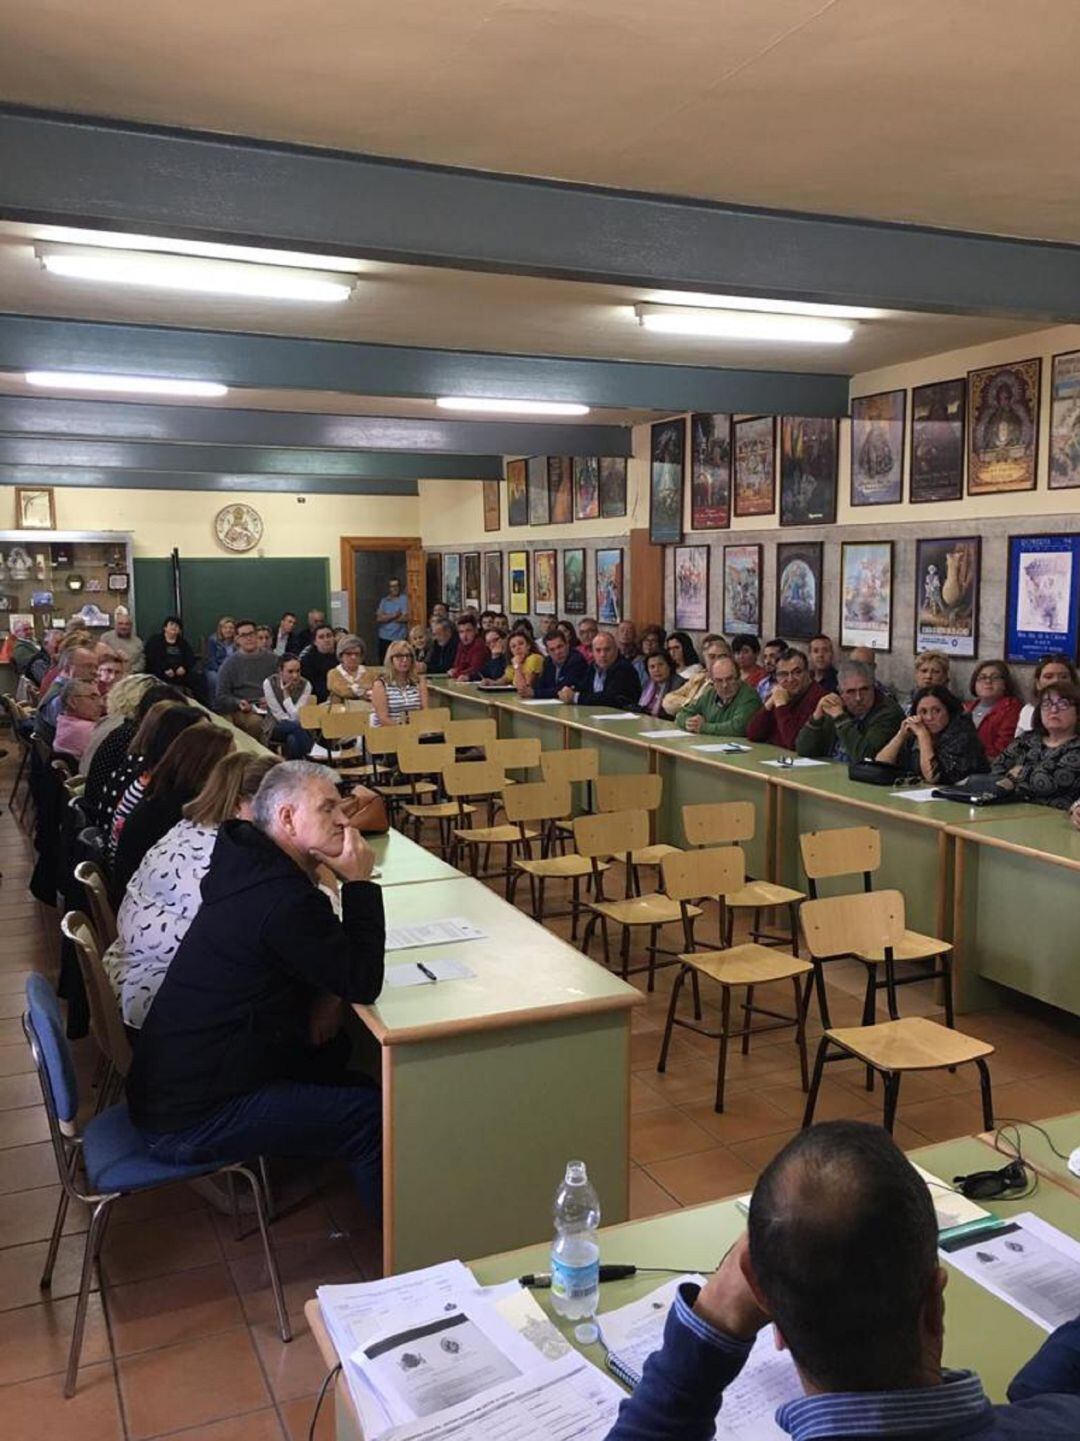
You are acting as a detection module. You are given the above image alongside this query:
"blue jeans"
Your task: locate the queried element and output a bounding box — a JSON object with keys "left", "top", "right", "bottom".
{"left": 271, "top": 719, "right": 314, "bottom": 759}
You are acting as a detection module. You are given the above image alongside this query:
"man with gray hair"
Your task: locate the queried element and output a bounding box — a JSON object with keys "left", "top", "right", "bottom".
{"left": 127, "top": 760, "right": 384, "bottom": 1214}
{"left": 796, "top": 659, "right": 904, "bottom": 762}
{"left": 101, "top": 606, "right": 145, "bottom": 674}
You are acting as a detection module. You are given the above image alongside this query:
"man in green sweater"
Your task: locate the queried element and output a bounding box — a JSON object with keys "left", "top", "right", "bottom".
{"left": 796, "top": 658, "right": 904, "bottom": 761}
{"left": 677, "top": 656, "right": 762, "bottom": 736}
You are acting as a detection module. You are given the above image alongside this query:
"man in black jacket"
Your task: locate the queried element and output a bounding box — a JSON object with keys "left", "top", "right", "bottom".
{"left": 528, "top": 631, "right": 590, "bottom": 699}
{"left": 557, "top": 629, "right": 641, "bottom": 708}
{"left": 426, "top": 618, "right": 460, "bottom": 674}
{"left": 300, "top": 623, "right": 339, "bottom": 702}
{"left": 127, "top": 760, "right": 384, "bottom": 1212}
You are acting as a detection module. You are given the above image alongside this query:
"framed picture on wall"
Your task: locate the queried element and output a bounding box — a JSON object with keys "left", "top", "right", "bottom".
{"left": 425, "top": 552, "right": 443, "bottom": 608}
{"left": 443, "top": 552, "right": 462, "bottom": 612}
{"left": 690, "top": 413, "right": 731, "bottom": 529}
{"left": 573, "top": 457, "right": 600, "bottom": 520}
{"left": 506, "top": 459, "right": 528, "bottom": 527}
{"left": 596, "top": 547, "right": 623, "bottom": 625}
{"left": 674, "top": 545, "right": 709, "bottom": 631}
{"left": 1005, "top": 532, "right": 1080, "bottom": 663}
{"left": 534, "top": 548, "right": 558, "bottom": 616}
{"left": 508, "top": 550, "right": 530, "bottom": 615}
{"left": 850, "top": 390, "right": 905, "bottom": 506}
{"left": 482, "top": 480, "right": 501, "bottom": 532}
{"left": 599, "top": 457, "right": 628, "bottom": 518}
{"left": 779, "top": 417, "right": 838, "bottom": 526}
{"left": 914, "top": 536, "right": 980, "bottom": 658}
{"left": 527, "top": 455, "right": 550, "bottom": 525}
{"left": 463, "top": 551, "right": 481, "bottom": 611}
{"left": 1049, "top": 350, "right": 1080, "bottom": 490}
{"left": 14, "top": 486, "right": 56, "bottom": 530}
{"left": 722, "top": 544, "right": 762, "bottom": 634}
{"left": 563, "top": 548, "right": 586, "bottom": 613}
{"left": 484, "top": 551, "right": 503, "bottom": 610}
{"left": 840, "top": 541, "right": 893, "bottom": 651}
{"left": 775, "top": 541, "right": 823, "bottom": 639}
{"left": 910, "top": 378, "right": 965, "bottom": 502}
{"left": 967, "top": 358, "right": 1041, "bottom": 495}
{"left": 548, "top": 456, "right": 574, "bottom": 524}
{"left": 649, "top": 418, "right": 685, "bottom": 544}
{"left": 733, "top": 415, "right": 776, "bottom": 517}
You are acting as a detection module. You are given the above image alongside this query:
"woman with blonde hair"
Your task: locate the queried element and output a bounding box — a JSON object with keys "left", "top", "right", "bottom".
{"left": 205, "top": 615, "right": 236, "bottom": 697}
{"left": 370, "top": 639, "right": 429, "bottom": 726}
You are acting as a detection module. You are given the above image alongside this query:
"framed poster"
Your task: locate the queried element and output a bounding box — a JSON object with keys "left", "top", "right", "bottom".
{"left": 14, "top": 486, "right": 56, "bottom": 529}
{"left": 443, "top": 552, "right": 462, "bottom": 612}
{"left": 596, "top": 548, "right": 623, "bottom": 625}
{"left": 910, "top": 378, "right": 965, "bottom": 503}
{"left": 1005, "top": 533, "right": 1080, "bottom": 663}
{"left": 690, "top": 413, "right": 731, "bottom": 529}
{"left": 563, "top": 548, "right": 586, "bottom": 613}
{"left": 463, "top": 551, "right": 481, "bottom": 612}
{"left": 534, "top": 548, "right": 558, "bottom": 616}
{"left": 779, "top": 417, "right": 838, "bottom": 526}
{"left": 850, "top": 390, "right": 905, "bottom": 506}
{"left": 548, "top": 456, "right": 574, "bottom": 524}
{"left": 722, "top": 544, "right": 762, "bottom": 634}
{"left": 573, "top": 456, "right": 600, "bottom": 520}
{"left": 967, "top": 358, "right": 1041, "bottom": 494}
{"left": 840, "top": 541, "right": 893, "bottom": 651}
{"left": 506, "top": 459, "right": 528, "bottom": 527}
{"left": 649, "top": 418, "right": 685, "bottom": 544}
{"left": 484, "top": 550, "right": 504, "bottom": 610}
{"left": 674, "top": 545, "right": 709, "bottom": 630}
{"left": 775, "top": 541, "right": 823, "bottom": 640}
{"left": 527, "top": 455, "right": 550, "bottom": 525}
{"left": 1049, "top": 350, "right": 1080, "bottom": 490}
{"left": 482, "top": 479, "right": 501, "bottom": 533}
{"left": 914, "top": 536, "right": 980, "bottom": 658}
{"left": 425, "top": 552, "right": 443, "bottom": 609}
{"left": 599, "top": 457, "right": 628, "bottom": 518}
{"left": 733, "top": 415, "right": 776, "bottom": 517}
{"left": 508, "top": 550, "right": 530, "bottom": 615}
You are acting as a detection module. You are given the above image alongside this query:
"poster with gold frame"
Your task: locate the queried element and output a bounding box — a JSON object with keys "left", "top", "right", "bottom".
{"left": 14, "top": 486, "right": 56, "bottom": 530}
{"left": 1049, "top": 350, "right": 1080, "bottom": 489}
{"left": 506, "top": 459, "right": 527, "bottom": 526}
{"left": 508, "top": 551, "right": 529, "bottom": 615}
{"left": 966, "top": 358, "right": 1041, "bottom": 495}
{"left": 533, "top": 548, "right": 557, "bottom": 616}
{"left": 482, "top": 480, "right": 501, "bottom": 532}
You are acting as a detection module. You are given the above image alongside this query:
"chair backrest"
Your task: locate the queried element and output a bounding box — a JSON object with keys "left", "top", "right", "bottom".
{"left": 573, "top": 808, "right": 650, "bottom": 859}
{"left": 320, "top": 708, "right": 370, "bottom": 741}
{"left": 596, "top": 771, "right": 662, "bottom": 813}
{"left": 23, "top": 974, "right": 80, "bottom": 1137}
{"left": 74, "top": 860, "right": 118, "bottom": 948}
{"left": 60, "top": 910, "right": 133, "bottom": 1077}
{"left": 364, "top": 723, "right": 403, "bottom": 758}
{"left": 541, "top": 747, "right": 599, "bottom": 786}
{"left": 443, "top": 759, "right": 507, "bottom": 799}
{"left": 662, "top": 845, "right": 745, "bottom": 902}
{"left": 443, "top": 718, "right": 498, "bottom": 749}
{"left": 298, "top": 701, "right": 329, "bottom": 731}
{"left": 799, "top": 890, "right": 906, "bottom": 960}
{"left": 397, "top": 736, "right": 453, "bottom": 776}
{"left": 408, "top": 707, "right": 451, "bottom": 734}
{"left": 503, "top": 780, "right": 571, "bottom": 826}
{"left": 800, "top": 826, "right": 882, "bottom": 883}
{"left": 77, "top": 826, "right": 107, "bottom": 867}
{"left": 490, "top": 737, "right": 542, "bottom": 774}
{"left": 682, "top": 800, "right": 755, "bottom": 846}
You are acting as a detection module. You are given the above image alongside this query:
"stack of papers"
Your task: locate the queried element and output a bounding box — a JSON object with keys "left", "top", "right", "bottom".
{"left": 760, "top": 757, "right": 828, "bottom": 768}
{"left": 694, "top": 742, "right": 751, "bottom": 754}
{"left": 940, "top": 1212, "right": 1080, "bottom": 1332}
{"left": 385, "top": 918, "right": 486, "bottom": 952}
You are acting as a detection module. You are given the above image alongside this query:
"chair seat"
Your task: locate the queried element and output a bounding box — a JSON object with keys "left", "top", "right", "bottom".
{"left": 630, "top": 843, "right": 681, "bottom": 867}
{"left": 404, "top": 800, "right": 476, "bottom": 820}
{"left": 857, "top": 929, "right": 953, "bottom": 963}
{"left": 826, "top": 1016, "right": 993, "bottom": 1072}
{"left": 588, "top": 895, "right": 702, "bottom": 927}
{"left": 515, "top": 854, "right": 610, "bottom": 879}
{"left": 83, "top": 1103, "right": 221, "bottom": 1194}
{"left": 454, "top": 823, "right": 538, "bottom": 844}
{"left": 727, "top": 880, "right": 805, "bottom": 908}
{"left": 680, "top": 942, "right": 813, "bottom": 988}
{"left": 335, "top": 764, "right": 376, "bottom": 778}
{"left": 375, "top": 780, "right": 438, "bottom": 798}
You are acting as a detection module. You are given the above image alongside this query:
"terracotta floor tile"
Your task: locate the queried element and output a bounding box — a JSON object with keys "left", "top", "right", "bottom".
{"left": 0, "top": 1184, "right": 87, "bottom": 1248}
{"left": 106, "top": 1261, "right": 245, "bottom": 1357}
{"left": 117, "top": 1325, "right": 270, "bottom": 1440}
{"left": 0, "top": 1140, "right": 59, "bottom": 1194}
{"left": 0, "top": 1043, "right": 35, "bottom": 1077}
{"left": 630, "top": 1109, "right": 716, "bottom": 1165}
{"left": 679, "top": 1092, "right": 797, "bottom": 1146}
{"left": 0, "top": 1359, "right": 122, "bottom": 1441}
{"left": 894, "top": 1092, "right": 996, "bottom": 1145}
{"left": 232, "top": 1234, "right": 361, "bottom": 1325}
{"left": 101, "top": 1207, "right": 224, "bottom": 1286}
{"left": 0, "top": 1106, "right": 49, "bottom": 1149}
{"left": 633, "top": 1056, "right": 721, "bottom": 1107}
{"left": 213, "top": 1195, "right": 336, "bottom": 1261}
{"left": 0, "top": 1235, "right": 97, "bottom": 1311}
{"left": 145, "top": 1411, "right": 286, "bottom": 1441}
{"left": 250, "top": 1309, "right": 332, "bottom": 1403}
{"left": 630, "top": 1075, "right": 674, "bottom": 1115}
{"left": 763, "top": 1075, "right": 876, "bottom": 1123}
{"left": 279, "top": 1393, "right": 334, "bottom": 1441}
{"left": 645, "top": 1146, "right": 757, "bottom": 1207}
{"left": 991, "top": 1071, "right": 1080, "bottom": 1123}
{"left": 628, "top": 1165, "right": 681, "bottom": 1220}
{"left": 727, "top": 1129, "right": 800, "bottom": 1173}
{"left": 0, "top": 1294, "right": 109, "bottom": 1386}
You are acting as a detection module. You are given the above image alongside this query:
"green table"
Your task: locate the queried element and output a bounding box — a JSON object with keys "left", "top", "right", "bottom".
{"left": 367, "top": 826, "right": 459, "bottom": 887}
{"left": 978, "top": 1112, "right": 1080, "bottom": 1197}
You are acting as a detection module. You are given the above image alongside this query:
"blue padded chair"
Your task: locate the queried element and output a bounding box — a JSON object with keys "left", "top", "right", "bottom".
{"left": 22, "top": 974, "right": 291, "bottom": 1396}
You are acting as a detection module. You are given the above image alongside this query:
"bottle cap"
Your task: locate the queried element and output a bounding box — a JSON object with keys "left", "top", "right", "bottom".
{"left": 574, "top": 1321, "right": 599, "bottom": 1345}
{"left": 564, "top": 1160, "right": 588, "bottom": 1186}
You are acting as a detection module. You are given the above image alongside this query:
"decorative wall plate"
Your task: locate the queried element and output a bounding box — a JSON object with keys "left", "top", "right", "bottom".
{"left": 214, "top": 503, "right": 264, "bottom": 553}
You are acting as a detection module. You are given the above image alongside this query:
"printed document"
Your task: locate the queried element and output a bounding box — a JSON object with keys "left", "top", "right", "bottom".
{"left": 385, "top": 918, "right": 486, "bottom": 952}
{"left": 940, "top": 1212, "right": 1080, "bottom": 1330}
{"left": 637, "top": 728, "right": 687, "bottom": 739}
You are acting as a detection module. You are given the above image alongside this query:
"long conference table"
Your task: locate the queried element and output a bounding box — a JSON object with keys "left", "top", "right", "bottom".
{"left": 429, "top": 680, "right": 1078, "bottom": 1018}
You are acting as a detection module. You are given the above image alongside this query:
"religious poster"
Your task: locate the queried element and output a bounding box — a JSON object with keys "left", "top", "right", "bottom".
{"left": 914, "top": 536, "right": 980, "bottom": 658}
{"left": 506, "top": 459, "right": 528, "bottom": 527}
{"left": 508, "top": 551, "right": 530, "bottom": 615}
{"left": 910, "top": 379, "right": 965, "bottom": 503}
{"left": 527, "top": 455, "right": 550, "bottom": 525}
{"left": 596, "top": 547, "right": 623, "bottom": 624}
{"left": 840, "top": 541, "right": 893, "bottom": 650}
{"left": 722, "top": 544, "right": 761, "bottom": 634}
{"left": 573, "top": 456, "right": 600, "bottom": 520}
{"left": 674, "top": 545, "right": 709, "bottom": 630}
{"left": 482, "top": 479, "right": 501, "bottom": 532}
{"left": 1049, "top": 351, "right": 1080, "bottom": 489}
{"left": 775, "top": 541, "right": 823, "bottom": 639}
{"left": 1006, "top": 533, "right": 1080, "bottom": 663}
{"left": 649, "top": 418, "right": 685, "bottom": 544}
{"left": 733, "top": 415, "right": 776, "bottom": 517}
{"left": 850, "top": 390, "right": 905, "bottom": 506}
{"left": 690, "top": 413, "right": 731, "bottom": 529}
{"left": 533, "top": 548, "right": 557, "bottom": 615}
{"left": 548, "top": 456, "right": 574, "bottom": 524}
{"left": 599, "top": 457, "right": 628, "bottom": 518}
{"left": 967, "top": 358, "right": 1041, "bottom": 494}
{"left": 484, "top": 551, "right": 503, "bottom": 610}
{"left": 443, "top": 552, "right": 462, "bottom": 612}
{"left": 463, "top": 551, "right": 481, "bottom": 612}
{"left": 779, "top": 417, "right": 838, "bottom": 526}
{"left": 563, "top": 548, "right": 586, "bottom": 613}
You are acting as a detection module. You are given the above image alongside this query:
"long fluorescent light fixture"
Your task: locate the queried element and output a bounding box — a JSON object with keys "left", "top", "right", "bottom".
{"left": 35, "top": 244, "right": 356, "bottom": 303}
{"left": 26, "top": 371, "right": 228, "bottom": 398}
{"left": 436, "top": 397, "right": 590, "bottom": 416}
{"left": 634, "top": 303, "right": 855, "bottom": 344}
{"left": 646, "top": 290, "right": 883, "bottom": 320}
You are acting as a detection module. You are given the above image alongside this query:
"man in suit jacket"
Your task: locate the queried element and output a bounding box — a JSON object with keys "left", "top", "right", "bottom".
{"left": 557, "top": 630, "right": 641, "bottom": 709}
{"left": 524, "top": 630, "right": 590, "bottom": 699}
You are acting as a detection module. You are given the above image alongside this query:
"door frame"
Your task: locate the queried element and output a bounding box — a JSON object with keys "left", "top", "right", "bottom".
{"left": 339, "top": 536, "right": 425, "bottom": 634}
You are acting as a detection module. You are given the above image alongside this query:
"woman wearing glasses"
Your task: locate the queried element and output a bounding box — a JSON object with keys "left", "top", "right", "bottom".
{"left": 964, "top": 660, "right": 1022, "bottom": 759}
{"left": 991, "top": 679, "right": 1080, "bottom": 808}
{"left": 1014, "top": 653, "right": 1078, "bottom": 735}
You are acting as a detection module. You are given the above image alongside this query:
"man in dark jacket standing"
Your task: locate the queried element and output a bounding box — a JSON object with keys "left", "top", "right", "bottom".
{"left": 557, "top": 629, "right": 641, "bottom": 708}
{"left": 127, "top": 760, "right": 384, "bottom": 1211}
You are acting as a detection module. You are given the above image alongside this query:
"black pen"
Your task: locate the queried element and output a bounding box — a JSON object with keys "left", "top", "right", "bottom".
{"left": 417, "top": 962, "right": 438, "bottom": 983}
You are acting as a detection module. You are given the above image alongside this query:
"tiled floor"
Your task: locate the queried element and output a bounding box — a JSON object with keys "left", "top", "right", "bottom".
{"left": 2, "top": 754, "right": 1079, "bottom": 1439}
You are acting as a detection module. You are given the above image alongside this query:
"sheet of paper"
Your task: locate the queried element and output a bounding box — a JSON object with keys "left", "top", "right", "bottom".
{"left": 713, "top": 1327, "right": 801, "bottom": 1439}
{"left": 889, "top": 788, "right": 941, "bottom": 803}
{"left": 693, "top": 742, "right": 751, "bottom": 754}
{"left": 385, "top": 918, "right": 486, "bottom": 952}
{"left": 940, "top": 1212, "right": 1080, "bottom": 1331}
{"left": 591, "top": 712, "right": 643, "bottom": 723}
{"left": 383, "top": 958, "right": 476, "bottom": 989}
{"left": 760, "top": 757, "right": 829, "bottom": 767}
{"left": 520, "top": 698, "right": 564, "bottom": 706}
{"left": 637, "top": 728, "right": 687, "bottom": 739}
{"left": 599, "top": 1275, "right": 703, "bottom": 1383}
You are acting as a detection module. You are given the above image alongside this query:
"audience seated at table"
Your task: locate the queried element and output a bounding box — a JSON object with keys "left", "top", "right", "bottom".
{"left": 262, "top": 654, "right": 315, "bottom": 758}
{"left": 677, "top": 656, "right": 762, "bottom": 736}
{"left": 662, "top": 636, "right": 731, "bottom": 717}
{"left": 796, "top": 659, "right": 904, "bottom": 762}
{"left": 126, "top": 760, "right": 385, "bottom": 1215}
{"left": 479, "top": 627, "right": 508, "bottom": 681}
{"left": 326, "top": 634, "right": 372, "bottom": 702}
{"left": 215, "top": 619, "right": 279, "bottom": 734}
{"left": 965, "top": 660, "right": 1022, "bottom": 759}
{"left": 1015, "top": 653, "right": 1078, "bottom": 735}
{"left": 425, "top": 617, "right": 459, "bottom": 674}
{"left": 369, "top": 640, "right": 430, "bottom": 725}
{"left": 82, "top": 681, "right": 184, "bottom": 822}
{"left": 848, "top": 645, "right": 900, "bottom": 702}
{"left": 616, "top": 621, "right": 647, "bottom": 684}
{"left": 905, "top": 650, "right": 954, "bottom": 712}
{"left": 106, "top": 702, "right": 204, "bottom": 859}
{"left": 502, "top": 630, "right": 545, "bottom": 691}
{"left": 36, "top": 638, "right": 98, "bottom": 743}
{"left": 605, "top": 1121, "right": 1080, "bottom": 1441}
{"left": 665, "top": 630, "right": 703, "bottom": 681}
{"left": 640, "top": 624, "right": 665, "bottom": 663}
{"left": 991, "top": 679, "right": 1080, "bottom": 808}
{"left": 554, "top": 629, "right": 641, "bottom": 708}
{"left": 52, "top": 678, "right": 106, "bottom": 764}
{"left": 755, "top": 637, "right": 786, "bottom": 699}
{"left": 447, "top": 614, "right": 487, "bottom": 680}
{"left": 876, "top": 685, "right": 987, "bottom": 785}
{"left": 747, "top": 647, "right": 824, "bottom": 749}
{"left": 79, "top": 671, "right": 155, "bottom": 778}
{"left": 809, "top": 633, "right": 839, "bottom": 692}
{"left": 408, "top": 623, "right": 432, "bottom": 672}
{"left": 38, "top": 627, "right": 95, "bottom": 698}
{"left": 522, "top": 629, "right": 589, "bottom": 699}
{"left": 730, "top": 633, "right": 766, "bottom": 689}
{"left": 577, "top": 616, "right": 599, "bottom": 658}
{"left": 638, "top": 652, "right": 678, "bottom": 717}
{"left": 300, "top": 623, "right": 340, "bottom": 702}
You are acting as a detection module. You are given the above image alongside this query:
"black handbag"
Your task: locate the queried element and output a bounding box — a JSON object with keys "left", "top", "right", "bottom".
{"left": 847, "top": 760, "right": 904, "bottom": 787}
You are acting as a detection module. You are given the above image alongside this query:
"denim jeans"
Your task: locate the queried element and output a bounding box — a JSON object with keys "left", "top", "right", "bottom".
{"left": 270, "top": 719, "right": 314, "bottom": 759}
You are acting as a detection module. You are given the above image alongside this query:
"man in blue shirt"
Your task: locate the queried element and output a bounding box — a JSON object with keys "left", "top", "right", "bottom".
{"left": 607, "top": 1122, "right": 1080, "bottom": 1440}
{"left": 527, "top": 630, "right": 589, "bottom": 699}
{"left": 374, "top": 578, "right": 409, "bottom": 662}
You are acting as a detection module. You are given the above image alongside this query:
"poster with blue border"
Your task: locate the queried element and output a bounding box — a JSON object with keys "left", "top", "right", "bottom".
{"left": 1005, "top": 533, "right": 1080, "bottom": 663}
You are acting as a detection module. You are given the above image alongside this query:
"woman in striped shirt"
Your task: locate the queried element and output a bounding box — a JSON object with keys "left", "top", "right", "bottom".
{"left": 369, "top": 640, "right": 430, "bottom": 726}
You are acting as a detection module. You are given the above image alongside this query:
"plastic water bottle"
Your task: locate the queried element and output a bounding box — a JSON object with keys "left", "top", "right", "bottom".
{"left": 550, "top": 1160, "right": 601, "bottom": 1342}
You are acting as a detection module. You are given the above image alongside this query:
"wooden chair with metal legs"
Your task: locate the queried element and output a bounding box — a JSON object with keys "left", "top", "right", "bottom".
{"left": 61, "top": 910, "right": 132, "bottom": 1109}
{"left": 73, "top": 860, "right": 118, "bottom": 949}
{"left": 682, "top": 800, "right": 804, "bottom": 953}
{"left": 407, "top": 707, "right": 452, "bottom": 735}
{"left": 596, "top": 772, "right": 680, "bottom": 893}
{"left": 320, "top": 707, "right": 375, "bottom": 782}
{"left": 574, "top": 809, "right": 700, "bottom": 988}
{"left": 365, "top": 726, "right": 412, "bottom": 821}
{"left": 446, "top": 760, "right": 533, "bottom": 894}
{"left": 657, "top": 847, "right": 814, "bottom": 1112}
{"left": 443, "top": 718, "right": 498, "bottom": 755}
{"left": 541, "top": 747, "right": 599, "bottom": 852}
{"left": 507, "top": 781, "right": 608, "bottom": 936}
{"left": 799, "top": 825, "right": 954, "bottom": 1029}
{"left": 398, "top": 739, "right": 475, "bottom": 850}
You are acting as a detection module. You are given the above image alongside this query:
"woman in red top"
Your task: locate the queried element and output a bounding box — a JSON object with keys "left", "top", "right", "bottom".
{"left": 964, "top": 659, "right": 1022, "bottom": 760}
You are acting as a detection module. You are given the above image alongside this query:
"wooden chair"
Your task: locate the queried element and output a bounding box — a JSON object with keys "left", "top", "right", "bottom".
{"left": 61, "top": 910, "right": 132, "bottom": 1106}
{"left": 320, "top": 707, "right": 375, "bottom": 781}
{"left": 372, "top": 730, "right": 441, "bottom": 826}
{"left": 681, "top": 800, "right": 804, "bottom": 953}
{"left": 574, "top": 809, "right": 700, "bottom": 988}
{"left": 489, "top": 737, "right": 541, "bottom": 778}
{"left": 507, "top": 782, "right": 607, "bottom": 936}
{"left": 407, "top": 707, "right": 452, "bottom": 735}
{"left": 446, "top": 760, "right": 532, "bottom": 894}
{"left": 541, "top": 747, "right": 599, "bottom": 850}
{"left": 803, "top": 1016, "right": 995, "bottom": 1135}
{"left": 596, "top": 772, "right": 680, "bottom": 891}
{"left": 398, "top": 738, "right": 475, "bottom": 850}
{"left": 1, "top": 693, "right": 34, "bottom": 824}
{"left": 799, "top": 826, "right": 954, "bottom": 1028}
{"left": 73, "top": 861, "right": 118, "bottom": 949}
{"left": 657, "top": 847, "right": 814, "bottom": 1112}
{"left": 443, "top": 718, "right": 498, "bottom": 753}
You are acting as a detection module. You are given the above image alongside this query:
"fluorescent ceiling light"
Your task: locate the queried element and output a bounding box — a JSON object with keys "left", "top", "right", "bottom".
{"left": 646, "top": 290, "right": 884, "bottom": 320}
{"left": 26, "top": 371, "right": 228, "bottom": 398}
{"left": 634, "top": 303, "right": 854, "bottom": 344}
{"left": 30, "top": 225, "right": 365, "bottom": 273}
{"left": 35, "top": 244, "right": 355, "bottom": 302}
{"left": 436, "top": 397, "right": 590, "bottom": 416}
